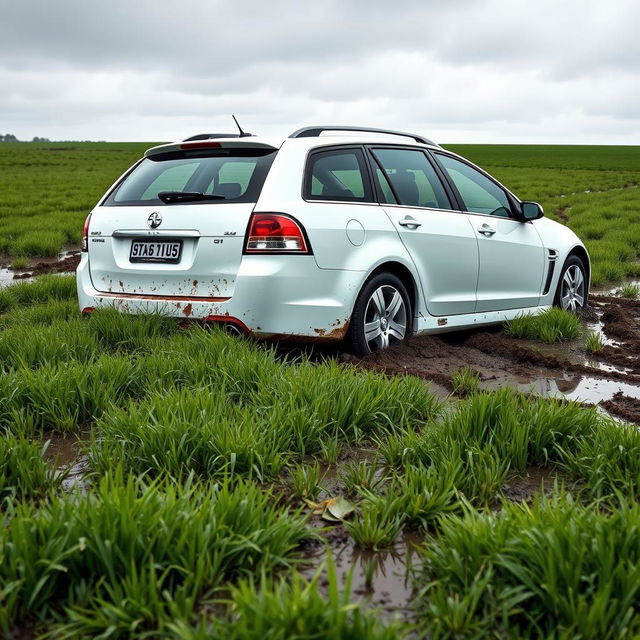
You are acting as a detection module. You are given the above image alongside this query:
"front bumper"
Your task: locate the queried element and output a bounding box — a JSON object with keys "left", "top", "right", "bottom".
{"left": 77, "top": 253, "right": 362, "bottom": 340}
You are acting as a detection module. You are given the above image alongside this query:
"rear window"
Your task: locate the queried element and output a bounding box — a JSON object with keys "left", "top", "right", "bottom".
{"left": 103, "top": 148, "right": 277, "bottom": 206}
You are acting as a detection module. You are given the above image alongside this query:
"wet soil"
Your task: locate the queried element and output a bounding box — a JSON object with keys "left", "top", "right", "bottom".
{"left": 11, "top": 251, "right": 80, "bottom": 280}
{"left": 352, "top": 296, "right": 640, "bottom": 423}
{"left": 297, "top": 459, "right": 579, "bottom": 624}
{"left": 601, "top": 392, "right": 640, "bottom": 425}
{"left": 501, "top": 465, "right": 575, "bottom": 503}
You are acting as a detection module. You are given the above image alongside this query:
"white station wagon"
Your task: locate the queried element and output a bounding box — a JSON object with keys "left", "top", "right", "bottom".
{"left": 77, "top": 126, "right": 590, "bottom": 355}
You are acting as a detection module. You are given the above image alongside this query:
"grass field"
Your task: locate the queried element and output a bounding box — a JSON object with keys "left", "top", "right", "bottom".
{"left": 0, "top": 142, "right": 638, "bottom": 285}
{"left": 2, "top": 276, "right": 640, "bottom": 637}
{"left": 1, "top": 142, "right": 639, "bottom": 637}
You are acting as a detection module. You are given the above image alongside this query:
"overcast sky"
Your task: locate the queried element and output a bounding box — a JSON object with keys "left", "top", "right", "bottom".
{"left": 1, "top": 0, "right": 639, "bottom": 144}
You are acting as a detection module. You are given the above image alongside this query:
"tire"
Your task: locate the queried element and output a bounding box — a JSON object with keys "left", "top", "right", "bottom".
{"left": 348, "top": 273, "right": 413, "bottom": 356}
{"left": 554, "top": 255, "right": 587, "bottom": 312}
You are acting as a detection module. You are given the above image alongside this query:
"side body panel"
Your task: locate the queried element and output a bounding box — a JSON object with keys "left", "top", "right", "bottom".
{"left": 471, "top": 215, "right": 545, "bottom": 312}
{"left": 382, "top": 205, "right": 479, "bottom": 316}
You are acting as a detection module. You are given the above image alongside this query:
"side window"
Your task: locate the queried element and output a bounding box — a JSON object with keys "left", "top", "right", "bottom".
{"left": 370, "top": 148, "right": 451, "bottom": 209}
{"left": 305, "top": 149, "right": 372, "bottom": 202}
{"left": 436, "top": 154, "right": 512, "bottom": 217}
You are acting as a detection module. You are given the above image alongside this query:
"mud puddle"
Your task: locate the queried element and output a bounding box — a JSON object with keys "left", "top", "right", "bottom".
{"left": 355, "top": 295, "right": 640, "bottom": 424}
{"left": 42, "top": 431, "right": 90, "bottom": 491}
{"left": 0, "top": 248, "right": 80, "bottom": 286}
{"left": 301, "top": 529, "right": 422, "bottom": 621}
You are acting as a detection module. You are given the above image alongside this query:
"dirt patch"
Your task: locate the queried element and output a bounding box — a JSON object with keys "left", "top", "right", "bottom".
{"left": 601, "top": 392, "right": 640, "bottom": 424}
{"left": 501, "top": 466, "right": 570, "bottom": 503}
{"left": 353, "top": 331, "right": 522, "bottom": 392}
{"left": 350, "top": 298, "right": 640, "bottom": 420}
{"left": 12, "top": 252, "right": 80, "bottom": 279}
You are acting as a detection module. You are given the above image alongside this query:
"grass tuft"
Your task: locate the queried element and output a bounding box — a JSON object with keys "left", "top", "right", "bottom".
{"left": 0, "top": 433, "right": 60, "bottom": 502}
{"left": 345, "top": 493, "right": 405, "bottom": 550}
{"left": 417, "top": 494, "right": 640, "bottom": 638}
{"left": 617, "top": 283, "right": 640, "bottom": 299}
{"left": 290, "top": 462, "right": 325, "bottom": 501}
{"left": 169, "top": 558, "right": 404, "bottom": 639}
{"left": 585, "top": 329, "right": 605, "bottom": 353}
{"left": 0, "top": 471, "right": 310, "bottom": 636}
{"left": 451, "top": 366, "right": 481, "bottom": 396}
{"left": 505, "top": 308, "right": 582, "bottom": 342}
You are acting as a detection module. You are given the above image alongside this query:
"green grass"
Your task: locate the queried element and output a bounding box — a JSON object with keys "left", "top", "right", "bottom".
{"left": 450, "top": 366, "right": 481, "bottom": 396}
{"left": 5, "top": 277, "right": 640, "bottom": 637}
{"left": 0, "top": 472, "right": 310, "bottom": 637}
{"left": 171, "top": 559, "right": 404, "bottom": 639}
{"left": 618, "top": 283, "right": 640, "bottom": 299}
{"left": 290, "top": 462, "right": 325, "bottom": 501}
{"left": 344, "top": 493, "right": 406, "bottom": 550}
{"left": 0, "top": 142, "right": 153, "bottom": 257}
{"left": 374, "top": 388, "right": 633, "bottom": 512}
{"left": 10, "top": 257, "right": 28, "bottom": 270}
{"left": 0, "top": 433, "right": 59, "bottom": 502}
{"left": 417, "top": 494, "right": 640, "bottom": 638}
{"left": 504, "top": 307, "right": 583, "bottom": 342}
{"left": 585, "top": 329, "right": 605, "bottom": 353}
{"left": 0, "top": 274, "right": 77, "bottom": 312}
{"left": 341, "top": 459, "right": 383, "bottom": 495}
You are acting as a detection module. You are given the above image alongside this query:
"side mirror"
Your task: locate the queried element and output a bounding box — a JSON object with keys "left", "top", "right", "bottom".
{"left": 521, "top": 201, "right": 544, "bottom": 221}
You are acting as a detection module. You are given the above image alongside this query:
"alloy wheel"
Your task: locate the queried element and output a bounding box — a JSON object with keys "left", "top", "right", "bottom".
{"left": 363, "top": 285, "right": 407, "bottom": 351}
{"left": 560, "top": 264, "right": 585, "bottom": 311}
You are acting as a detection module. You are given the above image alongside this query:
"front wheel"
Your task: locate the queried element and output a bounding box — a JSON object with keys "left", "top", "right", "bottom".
{"left": 554, "top": 255, "right": 587, "bottom": 312}
{"left": 348, "top": 273, "right": 412, "bottom": 356}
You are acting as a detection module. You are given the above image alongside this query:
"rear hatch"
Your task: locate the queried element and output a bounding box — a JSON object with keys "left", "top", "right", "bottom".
{"left": 88, "top": 140, "right": 279, "bottom": 298}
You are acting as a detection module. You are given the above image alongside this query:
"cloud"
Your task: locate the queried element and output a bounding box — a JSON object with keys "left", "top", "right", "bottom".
{"left": 0, "top": 0, "right": 638, "bottom": 142}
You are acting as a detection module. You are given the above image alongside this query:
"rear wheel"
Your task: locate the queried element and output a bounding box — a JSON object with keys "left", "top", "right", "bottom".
{"left": 348, "top": 273, "right": 412, "bottom": 356}
{"left": 554, "top": 255, "right": 587, "bottom": 312}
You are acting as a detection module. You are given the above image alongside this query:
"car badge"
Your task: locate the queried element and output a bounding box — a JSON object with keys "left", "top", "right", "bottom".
{"left": 147, "top": 212, "right": 162, "bottom": 229}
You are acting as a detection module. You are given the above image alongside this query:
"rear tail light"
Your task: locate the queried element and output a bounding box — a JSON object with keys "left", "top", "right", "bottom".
{"left": 244, "top": 213, "right": 310, "bottom": 254}
{"left": 81, "top": 213, "right": 92, "bottom": 252}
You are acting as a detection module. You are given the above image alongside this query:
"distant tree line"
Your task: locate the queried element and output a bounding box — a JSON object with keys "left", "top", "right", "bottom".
{"left": 0, "top": 134, "right": 51, "bottom": 142}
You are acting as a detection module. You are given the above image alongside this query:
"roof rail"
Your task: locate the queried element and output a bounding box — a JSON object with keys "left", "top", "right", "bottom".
{"left": 289, "top": 126, "right": 435, "bottom": 145}
{"left": 182, "top": 133, "right": 250, "bottom": 141}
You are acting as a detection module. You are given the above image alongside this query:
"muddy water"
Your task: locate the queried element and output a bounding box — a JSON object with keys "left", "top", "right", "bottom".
{"left": 356, "top": 294, "right": 640, "bottom": 424}
{"left": 42, "top": 431, "right": 90, "bottom": 492}
{"left": 301, "top": 528, "right": 423, "bottom": 622}
{"left": 0, "top": 249, "right": 80, "bottom": 287}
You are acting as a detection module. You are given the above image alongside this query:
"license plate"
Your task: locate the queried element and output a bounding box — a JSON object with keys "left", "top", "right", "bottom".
{"left": 129, "top": 240, "right": 182, "bottom": 263}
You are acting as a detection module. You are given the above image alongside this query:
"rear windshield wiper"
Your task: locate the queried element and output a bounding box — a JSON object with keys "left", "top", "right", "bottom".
{"left": 158, "top": 191, "right": 227, "bottom": 204}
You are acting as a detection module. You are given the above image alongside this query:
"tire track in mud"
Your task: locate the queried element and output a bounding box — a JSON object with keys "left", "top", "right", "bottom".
{"left": 356, "top": 295, "right": 640, "bottom": 423}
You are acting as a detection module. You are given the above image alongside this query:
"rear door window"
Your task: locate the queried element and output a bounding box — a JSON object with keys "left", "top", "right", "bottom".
{"left": 104, "top": 149, "right": 276, "bottom": 206}
{"left": 370, "top": 148, "right": 451, "bottom": 209}
{"left": 304, "top": 148, "right": 373, "bottom": 202}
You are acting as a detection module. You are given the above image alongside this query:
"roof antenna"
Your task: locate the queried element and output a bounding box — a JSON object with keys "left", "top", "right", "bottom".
{"left": 232, "top": 114, "right": 252, "bottom": 137}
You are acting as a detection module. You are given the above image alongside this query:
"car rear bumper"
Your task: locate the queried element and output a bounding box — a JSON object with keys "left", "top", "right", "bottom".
{"left": 77, "top": 253, "right": 361, "bottom": 340}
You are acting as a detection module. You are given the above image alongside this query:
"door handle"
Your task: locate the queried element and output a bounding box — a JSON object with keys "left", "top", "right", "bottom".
{"left": 478, "top": 224, "right": 496, "bottom": 236}
{"left": 398, "top": 217, "right": 422, "bottom": 228}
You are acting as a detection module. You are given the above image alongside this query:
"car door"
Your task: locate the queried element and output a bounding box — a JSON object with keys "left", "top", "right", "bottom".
{"left": 433, "top": 152, "right": 545, "bottom": 313}
{"left": 369, "top": 147, "right": 479, "bottom": 316}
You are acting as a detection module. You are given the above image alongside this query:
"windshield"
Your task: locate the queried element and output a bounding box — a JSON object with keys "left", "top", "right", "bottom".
{"left": 103, "top": 148, "right": 277, "bottom": 206}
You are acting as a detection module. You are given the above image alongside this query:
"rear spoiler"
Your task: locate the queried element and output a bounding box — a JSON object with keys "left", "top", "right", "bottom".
{"left": 145, "top": 138, "right": 282, "bottom": 158}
